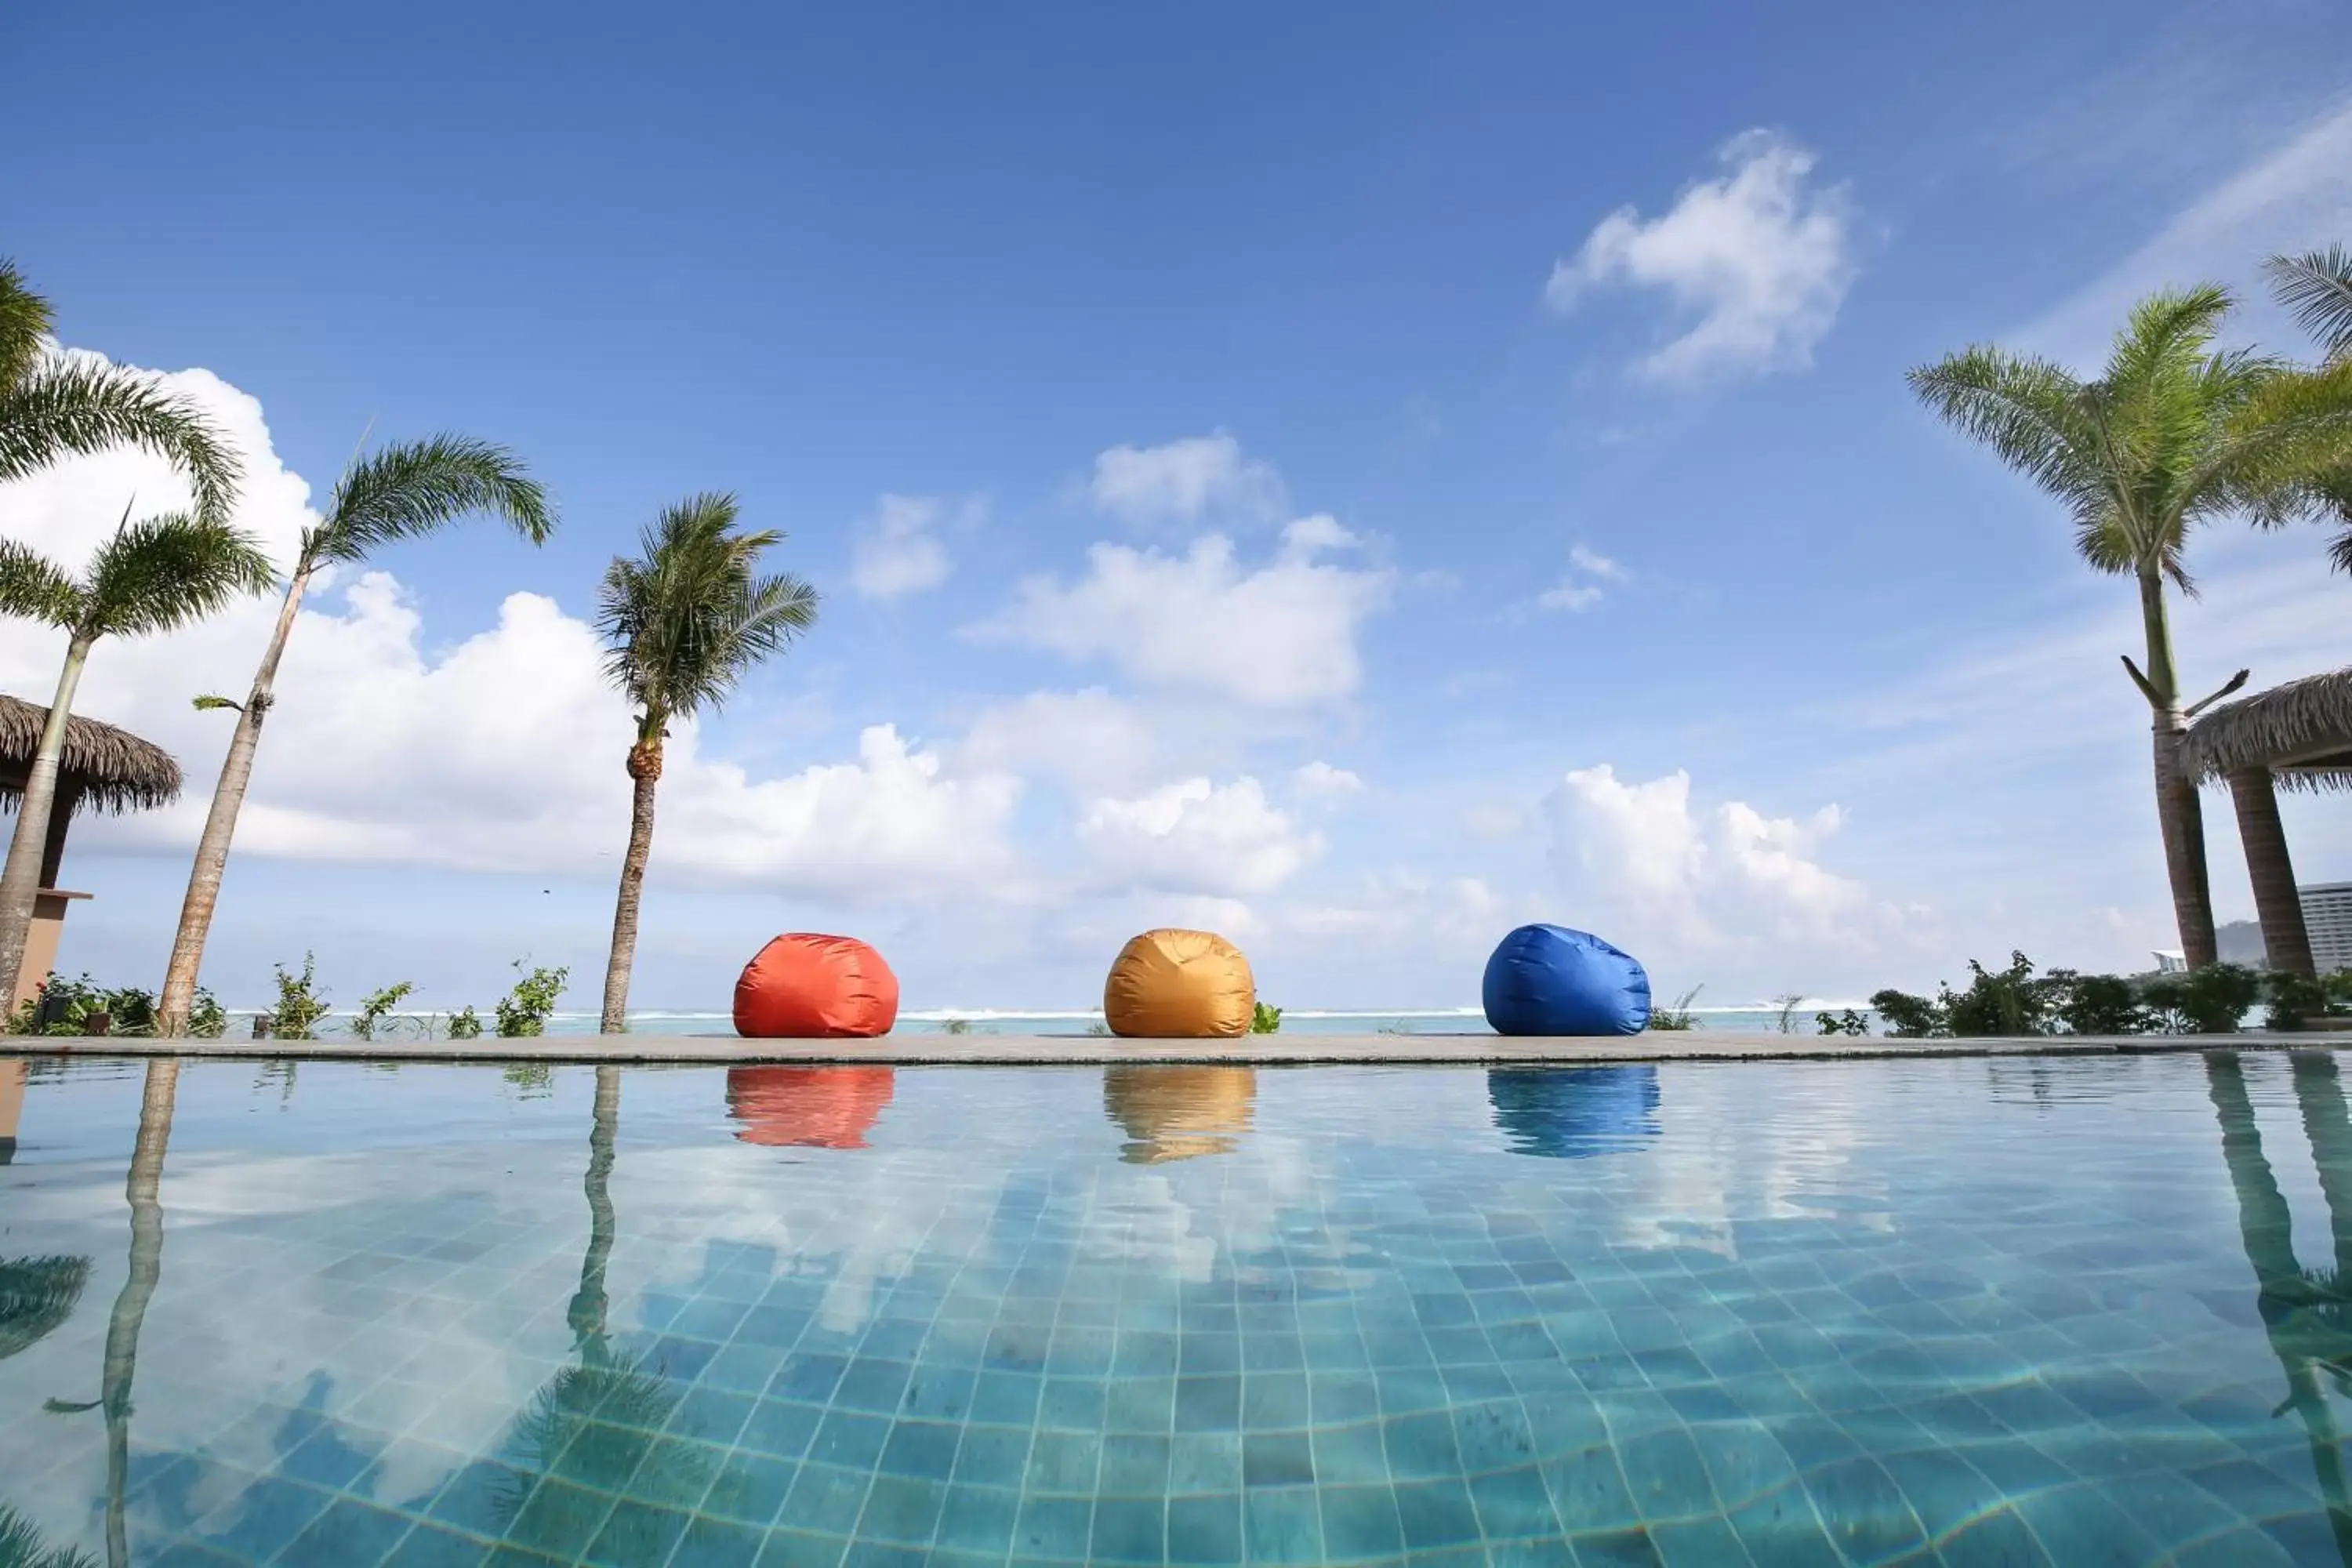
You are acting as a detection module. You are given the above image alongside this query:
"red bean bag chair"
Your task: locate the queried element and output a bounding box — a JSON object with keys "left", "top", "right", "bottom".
{"left": 726, "top": 1066, "right": 895, "bottom": 1149}
{"left": 733, "top": 934, "right": 899, "bottom": 1038}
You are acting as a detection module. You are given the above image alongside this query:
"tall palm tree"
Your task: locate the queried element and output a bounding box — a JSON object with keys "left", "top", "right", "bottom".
{"left": 0, "top": 260, "right": 239, "bottom": 523}
{"left": 154, "top": 438, "right": 554, "bottom": 1035}
{"left": 0, "top": 514, "right": 274, "bottom": 996}
{"left": 593, "top": 495, "right": 817, "bottom": 1033}
{"left": 1910, "top": 286, "right": 2349, "bottom": 968}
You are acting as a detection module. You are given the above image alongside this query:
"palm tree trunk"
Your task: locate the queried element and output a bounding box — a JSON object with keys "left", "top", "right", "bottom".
{"left": 2140, "top": 571, "right": 2216, "bottom": 968}
{"left": 2291, "top": 1051, "right": 2352, "bottom": 1283}
{"left": 598, "top": 739, "right": 662, "bottom": 1034}
{"left": 103, "top": 1058, "right": 176, "bottom": 1568}
{"left": 157, "top": 564, "right": 314, "bottom": 1036}
{"left": 0, "top": 632, "right": 95, "bottom": 1002}
{"left": 568, "top": 1065, "right": 619, "bottom": 1348}
{"left": 2229, "top": 766, "right": 2316, "bottom": 978}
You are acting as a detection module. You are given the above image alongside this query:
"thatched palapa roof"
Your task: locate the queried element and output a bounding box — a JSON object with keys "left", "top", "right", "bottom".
{"left": 0, "top": 693, "right": 182, "bottom": 815}
{"left": 2181, "top": 666, "right": 2352, "bottom": 793}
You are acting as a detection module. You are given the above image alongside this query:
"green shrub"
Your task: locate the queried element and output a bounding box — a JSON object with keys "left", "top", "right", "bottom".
{"left": 1869, "top": 988, "right": 1946, "bottom": 1038}
{"left": 1814, "top": 1009, "right": 1869, "bottom": 1036}
{"left": 1250, "top": 1002, "right": 1283, "bottom": 1034}
{"left": 494, "top": 963, "right": 568, "bottom": 1038}
{"left": 187, "top": 988, "right": 227, "bottom": 1038}
{"left": 267, "top": 954, "right": 332, "bottom": 1039}
{"left": 2264, "top": 971, "right": 2340, "bottom": 1031}
{"left": 2140, "top": 963, "right": 2262, "bottom": 1034}
{"left": 2058, "top": 972, "right": 2150, "bottom": 1035}
{"left": 446, "top": 1006, "right": 482, "bottom": 1040}
{"left": 350, "top": 981, "right": 416, "bottom": 1041}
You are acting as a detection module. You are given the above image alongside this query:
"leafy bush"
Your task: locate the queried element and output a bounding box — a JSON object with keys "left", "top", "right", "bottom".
{"left": 2059, "top": 973, "right": 2149, "bottom": 1035}
{"left": 1815, "top": 1009, "right": 1869, "bottom": 1036}
{"left": 1869, "top": 989, "right": 1946, "bottom": 1038}
{"left": 267, "top": 954, "right": 332, "bottom": 1039}
{"left": 187, "top": 987, "right": 227, "bottom": 1038}
{"left": 446, "top": 1006, "right": 482, "bottom": 1040}
{"left": 350, "top": 981, "right": 416, "bottom": 1041}
{"left": 494, "top": 963, "right": 568, "bottom": 1038}
{"left": 2140, "top": 962, "right": 2261, "bottom": 1034}
{"left": 1250, "top": 1002, "right": 1283, "bottom": 1034}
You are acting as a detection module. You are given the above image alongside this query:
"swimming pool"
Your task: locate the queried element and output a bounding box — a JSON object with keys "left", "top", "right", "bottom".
{"left": 0, "top": 1052, "right": 2346, "bottom": 1566}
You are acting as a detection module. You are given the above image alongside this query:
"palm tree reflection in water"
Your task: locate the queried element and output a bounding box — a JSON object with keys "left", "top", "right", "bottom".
{"left": 494, "top": 1066, "right": 710, "bottom": 1554}
{"left": 40, "top": 1059, "right": 178, "bottom": 1568}
{"left": 2206, "top": 1051, "right": 2352, "bottom": 1564}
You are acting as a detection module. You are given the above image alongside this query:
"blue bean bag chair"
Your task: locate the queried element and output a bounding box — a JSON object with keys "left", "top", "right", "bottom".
{"left": 1482, "top": 924, "right": 1651, "bottom": 1036}
{"left": 1488, "top": 1067, "right": 1661, "bottom": 1158}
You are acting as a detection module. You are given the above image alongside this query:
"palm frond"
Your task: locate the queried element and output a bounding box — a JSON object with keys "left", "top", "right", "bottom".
{"left": 596, "top": 494, "right": 818, "bottom": 724}
{"left": 0, "top": 1501, "right": 97, "bottom": 1568}
{"left": 0, "top": 359, "right": 240, "bottom": 521}
{"left": 315, "top": 434, "right": 554, "bottom": 564}
{"left": 0, "top": 259, "right": 56, "bottom": 394}
{"left": 2269, "top": 245, "right": 2352, "bottom": 361}
{"left": 0, "top": 541, "right": 83, "bottom": 630}
{"left": 0, "top": 1254, "right": 91, "bottom": 1361}
{"left": 2104, "top": 284, "right": 2234, "bottom": 392}
{"left": 1907, "top": 348, "right": 2104, "bottom": 511}
{"left": 83, "top": 513, "right": 276, "bottom": 637}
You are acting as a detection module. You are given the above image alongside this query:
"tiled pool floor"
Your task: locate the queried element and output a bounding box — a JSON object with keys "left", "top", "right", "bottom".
{"left": 2, "top": 1054, "right": 2350, "bottom": 1565}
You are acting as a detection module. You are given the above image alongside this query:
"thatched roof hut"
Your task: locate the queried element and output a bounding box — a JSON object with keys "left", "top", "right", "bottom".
{"left": 2181, "top": 667, "right": 2352, "bottom": 792}
{"left": 0, "top": 694, "right": 182, "bottom": 816}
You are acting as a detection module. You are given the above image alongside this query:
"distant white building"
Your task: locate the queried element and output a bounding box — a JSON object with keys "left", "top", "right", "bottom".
{"left": 2303, "top": 883, "right": 2352, "bottom": 974}
{"left": 2152, "top": 949, "right": 2188, "bottom": 974}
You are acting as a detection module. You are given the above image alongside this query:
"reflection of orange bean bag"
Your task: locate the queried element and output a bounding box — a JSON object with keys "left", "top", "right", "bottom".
{"left": 734, "top": 934, "right": 898, "bottom": 1038}
{"left": 1103, "top": 1066, "right": 1256, "bottom": 1162}
{"left": 1103, "top": 929, "right": 1255, "bottom": 1038}
{"left": 726, "top": 1067, "right": 895, "bottom": 1149}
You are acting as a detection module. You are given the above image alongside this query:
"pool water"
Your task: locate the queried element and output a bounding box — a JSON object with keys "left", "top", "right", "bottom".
{"left": 2, "top": 1052, "right": 2349, "bottom": 1566}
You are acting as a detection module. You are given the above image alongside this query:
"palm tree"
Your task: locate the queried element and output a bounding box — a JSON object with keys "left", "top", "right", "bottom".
{"left": 154, "top": 438, "right": 554, "bottom": 1036}
{"left": 593, "top": 495, "right": 817, "bottom": 1033}
{"left": 0, "top": 260, "right": 239, "bottom": 523}
{"left": 1910, "top": 286, "right": 2350, "bottom": 968}
{"left": 0, "top": 514, "right": 274, "bottom": 996}
{"left": 2271, "top": 245, "right": 2352, "bottom": 362}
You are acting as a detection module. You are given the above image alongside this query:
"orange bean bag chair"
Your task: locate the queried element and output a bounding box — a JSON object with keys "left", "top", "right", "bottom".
{"left": 1103, "top": 1065, "right": 1256, "bottom": 1162}
{"left": 1103, "top": 928, "right": 1255, "bottom": 1038}
{"left": 733, "top": 934, "right": 899, "bottom": 1038}
{"left": 726, "top": 1067, "right": 895, "bottom": 1149}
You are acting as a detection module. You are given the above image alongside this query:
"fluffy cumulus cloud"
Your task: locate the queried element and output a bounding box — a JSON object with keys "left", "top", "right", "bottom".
{"left": 1087, "top": 431, "right": 1286, "bottom": 526}
{"left": 849, "top": 492, "right": 960, "bottom": 599}
{"left": 1290, "top": 760, "right": 1363, "bottom": 800}
{"left": 1547, "top": 129, "right": 1857, "bottom": 383}
{"left": 974, "top": 517, "right": 1392, "bottom": 708}
{"left": 1077, "top": 776, "right": 1319, "bottom": 896}
{"left": 0, "top": 355, "right": 1023, "bottom": 902}
{"left": 1546, "top": 764, "right": 1869, "bottom": 948}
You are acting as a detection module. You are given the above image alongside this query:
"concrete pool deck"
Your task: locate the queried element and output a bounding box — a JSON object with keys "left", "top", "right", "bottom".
{"left": 1, "top": 1029, "right": 2339, "bottom": 1066}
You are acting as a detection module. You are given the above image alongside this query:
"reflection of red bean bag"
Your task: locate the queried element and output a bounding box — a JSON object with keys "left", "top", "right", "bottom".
{"left": 727, "top": 1067, "right": 895, "bottom": 1149}
{"left": 733, "top": 934, "right": 899, "bottom": 1038}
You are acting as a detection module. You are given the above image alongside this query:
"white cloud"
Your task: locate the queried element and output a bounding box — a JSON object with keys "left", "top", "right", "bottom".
{"left": 2017, "top": 98, "right": 2352, "bottom": 365}
{"left": 1536, "top": 581, "right": 1603, "bottom": 613}
{"left": 0, "top": 356, "right": 1025, "bottom": 906}
{"left": 973, "top": 529, "right": 1392, "bottom": 709}
{"left": 1291, "top": 761, "right": 1363, "bottom": 800}
{"left": 849, "top": 493, "right": 958, "bottom": 599}
{"left": 1458, "top": 801, "right": 1528, "bottom": 841}
{"left": 1077, "top": 776, "right": 1319, "bottom": 896}
{"left": 1087, "top": 431, "right": 1285, "bottom": 526}
{"left": 1547, "top": 129, "right": 1858, "bottom": 383}
{"left": 1546, "top": 764, "right": 1870, "bottom": 947}
{"left": 1536, "top": 543, "right": 1626, "bottom": 612}
{"left": 1569, "top": 543, "right": 1625, "bottom": 581}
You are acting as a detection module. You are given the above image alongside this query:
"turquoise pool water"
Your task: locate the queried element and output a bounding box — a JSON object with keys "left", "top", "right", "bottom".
{"left": 1, "top": 1052, "right": 2348, "bottom": 1566}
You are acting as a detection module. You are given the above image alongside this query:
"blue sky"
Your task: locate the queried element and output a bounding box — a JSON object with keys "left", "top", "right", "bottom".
{"left": 3, "top": 0, "right": 2351, "bottom": 1013}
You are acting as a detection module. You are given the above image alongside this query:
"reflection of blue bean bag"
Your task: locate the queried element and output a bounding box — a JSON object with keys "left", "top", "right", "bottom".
{"left": 1489, "top": 1067, "right": 1661, "bottom": 1158}
{"left": 1482, "top": 924, "right": 1651, "bottom": 1036}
